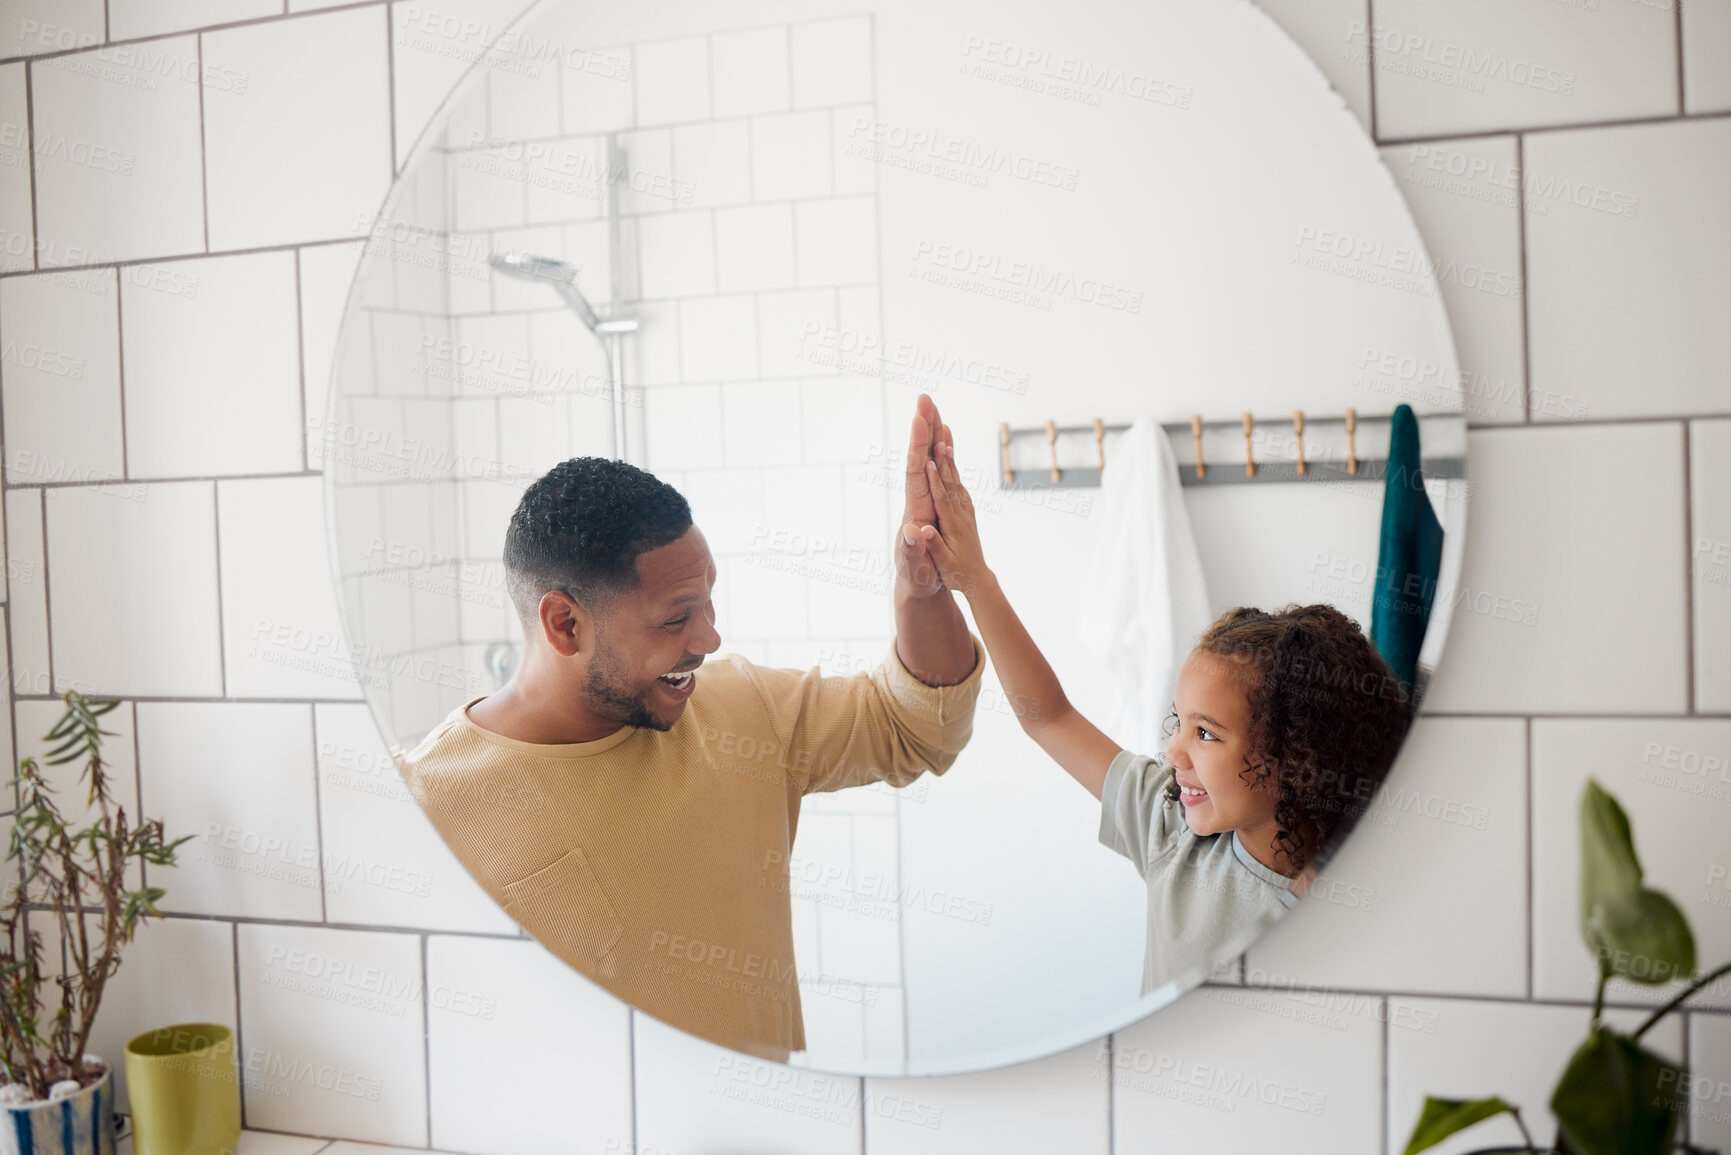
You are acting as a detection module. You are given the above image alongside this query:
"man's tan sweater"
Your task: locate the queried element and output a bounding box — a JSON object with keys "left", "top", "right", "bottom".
{"left": 393, "top": 636, "right": 985, "bottom": 1059}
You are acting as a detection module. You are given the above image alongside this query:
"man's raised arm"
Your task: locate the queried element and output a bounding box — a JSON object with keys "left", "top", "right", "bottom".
{"left": 893, "top": 393, "right": 977, "bottom": 687}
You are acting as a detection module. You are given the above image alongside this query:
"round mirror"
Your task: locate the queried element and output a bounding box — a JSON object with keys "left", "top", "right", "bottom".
{"left": 322, "top": 0, "right": 1469, "bottom": 1076}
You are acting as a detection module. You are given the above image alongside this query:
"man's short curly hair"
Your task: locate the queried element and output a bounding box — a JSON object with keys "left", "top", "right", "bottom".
{"left": 502, "top": 457, "right": 692, "bottom": 624}
{"left": 1183, "top": 604, "right": 1414, "bottom": 875}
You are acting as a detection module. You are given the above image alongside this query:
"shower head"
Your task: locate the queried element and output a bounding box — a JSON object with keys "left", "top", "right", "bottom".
{"left": 488, "top": 249, "right": 605, "bottom": 334}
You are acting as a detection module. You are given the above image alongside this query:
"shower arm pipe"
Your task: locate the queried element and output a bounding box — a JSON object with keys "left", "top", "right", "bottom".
{"left": 605, "top": 133, "right": 628, "bottom": 461}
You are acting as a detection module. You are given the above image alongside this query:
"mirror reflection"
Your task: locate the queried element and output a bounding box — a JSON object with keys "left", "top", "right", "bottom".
{"left": 323, "top": 0, "right": 1470, "bottom": 1075}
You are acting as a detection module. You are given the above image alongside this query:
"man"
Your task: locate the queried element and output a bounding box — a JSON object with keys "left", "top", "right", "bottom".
{"left": 395, "top": 393, "right": 984, "bottom": 1059}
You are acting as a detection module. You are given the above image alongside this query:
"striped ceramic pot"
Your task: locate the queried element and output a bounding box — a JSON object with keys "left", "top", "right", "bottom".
{"left": 0, "top": 1068, "right": 115, "bottom": 1155}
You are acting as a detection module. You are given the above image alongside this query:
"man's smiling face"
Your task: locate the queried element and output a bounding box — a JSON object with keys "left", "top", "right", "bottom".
{"left": 580, "top": 524, "right": 721, "bottom": 731}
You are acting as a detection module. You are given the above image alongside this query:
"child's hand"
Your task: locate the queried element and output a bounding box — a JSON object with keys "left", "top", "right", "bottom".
{"left": 919, "top": 441, "right": 993, "bottom": 598}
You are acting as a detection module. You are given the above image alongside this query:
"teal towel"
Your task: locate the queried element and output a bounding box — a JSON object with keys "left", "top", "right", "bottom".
{"left": 1370, "top": 404, "right": 1443, "bottom": 688}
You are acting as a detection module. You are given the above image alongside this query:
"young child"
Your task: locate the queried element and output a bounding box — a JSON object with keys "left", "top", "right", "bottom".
{"left": 914, "top": 438, "right": 1413, "bottom": 995}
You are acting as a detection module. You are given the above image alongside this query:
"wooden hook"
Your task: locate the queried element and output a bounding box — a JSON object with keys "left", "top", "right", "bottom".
{"left": 1190, "top": 415, "right": 1204, "bottom": 480}
{"left": 1293, "top": 410, "right": 1306, "bottom": 477}
{"left": 1093, "top": 418, "right": 1105, "bottom": 472}
{"left": 999, "top": 423, "right": 1013, "bottom": 485}
{"left": 1241, "top": 413, "right": 1255, "bottom": 479}
{"left": 1045, "top": 419, "right": 1060, "bottom": 483}
{"left": 1344, "top": 408, "right": 1358, "bottom": 475}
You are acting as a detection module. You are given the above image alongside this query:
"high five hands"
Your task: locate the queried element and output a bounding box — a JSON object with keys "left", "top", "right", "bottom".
{"left": 894, "top": 393, "right": 988, "bottom": 601}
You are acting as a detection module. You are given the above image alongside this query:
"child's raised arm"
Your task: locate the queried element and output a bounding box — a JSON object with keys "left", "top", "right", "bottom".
{"left": 919, "top": 440, "right": 1122, "bottom": 799}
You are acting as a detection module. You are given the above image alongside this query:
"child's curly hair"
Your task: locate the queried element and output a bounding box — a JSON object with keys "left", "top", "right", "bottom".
{"left": 1178, "top": 604, "right": 1414, "bottom": 875}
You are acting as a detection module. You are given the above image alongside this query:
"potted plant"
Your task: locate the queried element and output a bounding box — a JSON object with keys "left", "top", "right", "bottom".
{"left": 0, "top": 692, "right": 190, "bottom": 1154}
{"left": 1402, "top": 779, "right": 1731, "bottom": 1155}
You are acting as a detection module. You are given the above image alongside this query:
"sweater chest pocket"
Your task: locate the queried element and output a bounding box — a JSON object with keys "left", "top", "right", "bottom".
{"left": 499, "top": 846, "right": 626, "bottom": 979}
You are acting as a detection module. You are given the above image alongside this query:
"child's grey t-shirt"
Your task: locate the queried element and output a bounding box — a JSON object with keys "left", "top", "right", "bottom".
{"left": 1099, "top": 748, "right": 1299, "bottom": 995}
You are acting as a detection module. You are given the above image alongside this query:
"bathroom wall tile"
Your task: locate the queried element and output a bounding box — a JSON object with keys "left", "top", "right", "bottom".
{"left": 618, "top": 127, "right": 680, "bottom": 215}
{"left": 107, "top": 0, "right": 277, "bottom": 40}
{"left": 427, "top": 935, "right": 633, "bottom": 1154}
{"left": 1683, "top": 0, "right": 1731, "bottom": 113}
{"left": 791, "top": 17, "right": 873, "bottom": 109}
{"left": 831, "top": 105, "right": 876, "bottom": 197}
{"left": 523, "top": 137, "right": 603, "bottom": 225}
{"left": 714, "top": 25, "right": 791, "bottom": 119}
{"left": 683, "top": 467, "right": 763, "bottom": 554}
{"left": 300, "top": 241, "right": 369, "bottom": 464}
{"left": 0, "top": 1, "right": 104, "bottom": 58}
{"left": 237, "top": 923, "right": 427, "bottom": 1145}
{"left": 30, "top": 39, "right": 204, "bottom": 263}
{"left": 0, "top": 63, "right": 33, "bottom": 271}
{"left": 121, "top": 250, "right": 304, "bottom": 478}
{"left": 752, "top": 111, "right": 832, "bottom": 202}
{"left": 1247, "top": 718, "right": 1527, "bottom": 997}
{"left": 390, "top": 0, "right": 502, "bottom": 169}
{"left": 204, "top": 8, "right": 392, "bottom": 249}
{"left": 673, "top": 119, "right": 753, "bottom": 209}
{"left": 486, "top": 53, "right": 560, "bottom": 143}
{"left": 635, "top": 35, "right": 709, "bottom": 127}
{"left": 680, "top": 294, "right": 758, "bottom": 382}
{"left": 1526, "top": 118, "right": 1731, "bottom": 421}
{"left": 1387, "top": 999, "right": 1681, "bottom": 1155}
{"left": 796, "top": 197, "right": 878, "bottom": 286}
{"left": 1251, "top": 0, "right": 1373, "bottom": 131}
{"left": 318, "top": 704, "right": 515, "bottom": 933}
{"left": 46, "top": 482, "right": 223, "bottom": 697}
{"left": 1370, "top": 0, "right": 1677, "bottom": 138}
{"left": 559, "top": 46, "right": 634, "bottom": 136}
{"left": 231, "top": 1134, "right": 333, "bottom": 1155}
{"left": 1423, "top": 425, "right": 1688, "bottom": 714}
{"left": 1694, "top": 1013, "right": 1731, "bottom": 1150}
{"left": 4, "top": 490, "right": 48, "bottom": 693}
{"left": 633, "top": 1013, "right": 862, "bottom": 1153}
{"left": 453, "top": 146, "right": 529, "bottom": 233}
{"left": 645, "top": 383, "right": 725, "bottom": 473}
{"left": 1379, "top": 136, "right": 1526, "bottom": 424}
{"left": 218, "top": 477, "right": 363, "bottom": 700}
{"left": 800, "top": 376, "right": 885, "bottom": 466}
{"left": 138, "top": 702, "right": 321, "bottom": 920}
{"left": 630, "top": 299, "right": 682, "bottom": 387}
{"left": 723, "top": 380, "right": 803, "bottom": 467}
{"left": 1112, "top": 982, "right": 1381, "bottom": 1151}
{"left": 87, "top": 918, "right": 236, "bottom": 1114}
{"left": 638, "top": 209, "right": 717, "bottom": 299}
{"left": 0, "top": 268, "right": 124, "bottom": 485}
{"left": 757, "top": 288, "right": 836, "bottom": 380}
{"left": 1695, "top": 420, "right": 1731, "bottom": 712}
{"left": 1532, "top": 720, "right": 1731, "bottom": 1011}
{"left": 716, "top": 204, "right": 796, "bottom": 294}
{"left": 864, "top": 1042, "right": 1105, "bottom": 1153}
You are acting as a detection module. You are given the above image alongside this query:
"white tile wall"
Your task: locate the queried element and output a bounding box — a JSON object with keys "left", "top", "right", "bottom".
{"left": 203, "top": 8, "right": 393, "bottom": 250}
{"left": 107, "top": 0, "right": 277, "bottom": 41}
{"left": 120, "top": 250, "right": 304, "bottom": 478}
{"left": 45, "top": 481, "right": 224, "bottom": 696}
{"left": 30, "top": 38, "right": 205, "bottom": 263}
{"left": 1695, "top": 420, "right": 1731, "bottom": 712}
{"left": 1371, "top": 0, "right": 1678, "bottom": 138}
{"left": 138, "top": 701, "right": 322, "bottom": 920}
{"left": 0, "top": 268, "right": 125, "bottom": 484}
{"left": 0, "top": 3, "right": 1725, "bottom": 1151}
{"left": 1525, "top": 118, "right": 1731, "bottom": 421}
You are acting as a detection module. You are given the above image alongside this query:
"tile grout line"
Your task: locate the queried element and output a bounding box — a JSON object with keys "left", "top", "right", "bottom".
{"left": 383, "top": 1, "right": 398, "bottom": 179}
{"left": 1525, "top": 717, "right": 1535, "bottom": 1000}
{"left": 232, "top": 919, "right": 248, "bottom": 1131}
{"left": 1381, "top": 997, "right": 1390, "bottom": 1155}
{"left": 1681, "top": 423, "right": 1694, "bottom": 712}
{"left": 420, "top": 932, "right": 432, "bottom": 1147}
{"left": 1673, "top": 0, "right": 1686, "bottom": 115}
{"left": 211, "top": 482, "right": 228, "bottom": 697}
{"left": 37, "top": 488, "right": 52, "bottom": 693}
{"left": 24, "top": 59, "right": 37, "bottom": 272}
{"left": 1364, "top": 0, "right": 1379, "bottom": 142}
{"left": 294, "top": 250, "right": 308, "bottom": 473}
{"left": 1515, "top": 134, "right": 1532, "bottom": 424}
{"left": 309, "top": 704, "right": 328, "bottom": 924}
{"left": 0, "top": 2, "right": 393, "bottom": 69}
{"left": 1377, "top": 107, "right": 1731, "bottom": 147}
{"left": 114, "top": 272, "right": 130, "bottom": 477}
{"left": 197, "top": 33, "right": 209, "bottom": 253}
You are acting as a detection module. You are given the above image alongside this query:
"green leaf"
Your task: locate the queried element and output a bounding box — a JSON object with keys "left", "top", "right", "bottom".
{"left": 1580, "top": 780, "right": 1641, "bottom": 914}
{"left": 1551, "top": 1027, "right": 1680, "bottom": 1155}
{"left": 1401, "top": 1095, "right": 1519, "bottom": 1155}
{"left": 1578, "top": 780, "right": 1697, "bottom": 986}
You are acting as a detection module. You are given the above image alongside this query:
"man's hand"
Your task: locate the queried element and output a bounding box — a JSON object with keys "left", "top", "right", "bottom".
{"left": 895, "top": 393, "right": 954, "bottom": 601}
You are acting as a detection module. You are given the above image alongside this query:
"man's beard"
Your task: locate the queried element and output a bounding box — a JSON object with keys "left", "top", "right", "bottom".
{"left": 582, "top": 640, "right": 672, "bottom": 732}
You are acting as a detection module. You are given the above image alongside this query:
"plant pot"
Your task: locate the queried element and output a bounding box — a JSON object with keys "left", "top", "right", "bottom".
{"left": 123, "top": 1024, "right": 240, "bottom": 1155}
{"left": 0, "top": 1063, "right": 116, "bottom": 1155}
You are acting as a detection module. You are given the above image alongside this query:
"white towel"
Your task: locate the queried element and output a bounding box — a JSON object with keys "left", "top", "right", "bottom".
{"left": 1076, "top": 415, "right": 1213, "bottom": 755}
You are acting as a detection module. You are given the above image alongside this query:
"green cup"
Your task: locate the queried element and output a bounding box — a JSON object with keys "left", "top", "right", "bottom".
{"left": 123, "top": 1022, "right": 242, "bottom": 1155}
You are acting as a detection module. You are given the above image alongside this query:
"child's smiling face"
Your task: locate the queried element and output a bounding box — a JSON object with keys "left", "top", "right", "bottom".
{"left": 1164, "top": 650, "right": 1281, "bottom": 846}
